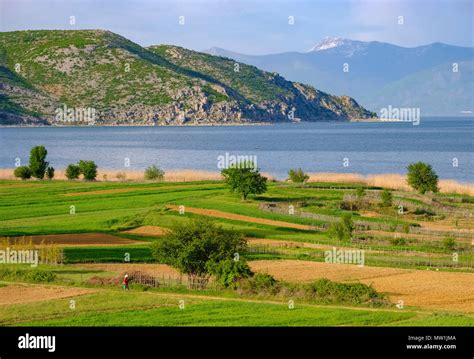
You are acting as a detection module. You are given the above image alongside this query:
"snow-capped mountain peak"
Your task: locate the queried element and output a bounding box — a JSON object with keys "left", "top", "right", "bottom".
{"left": 308, "top": 37, "right": 347, "bottom": 52}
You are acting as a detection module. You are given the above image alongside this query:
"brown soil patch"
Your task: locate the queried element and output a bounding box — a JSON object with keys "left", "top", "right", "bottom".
{"left": 124, "top": 226, "right": 169, "bottom": 237}
{"left": 63, "top": 183, "right": 221, "bottom": 197}
{"left": 166, "top": 205, "right": 318, "bottom": 230}
{"left": 0, "top": 284, "right": 96, "bottom": 305}
{"left": 249, "top": 260, "right": 474, "bottom": 312}
{"left": 1, "top": 233, "right": 146, "bottom": 247}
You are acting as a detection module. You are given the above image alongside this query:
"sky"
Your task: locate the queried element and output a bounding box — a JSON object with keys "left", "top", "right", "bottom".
{"left": 0, "top": 0, "right": 472, "bottom": 54}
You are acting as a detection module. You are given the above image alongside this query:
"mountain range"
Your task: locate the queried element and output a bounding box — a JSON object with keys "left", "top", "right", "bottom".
{"left": 0, "top": 30, "right": 375, "bottom": 126}
{"left": 206, "top": 37, "right": 474, "bottom": 116}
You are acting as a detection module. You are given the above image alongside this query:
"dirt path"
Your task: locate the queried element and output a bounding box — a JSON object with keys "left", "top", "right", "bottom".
{"left": 166, "top": 205, "right": 318, "bottom": 230}
{"left": 1, "top": 233, "right": 147, "bottom": 247}
{"left": 0, "top": 283, "right": 96, "bottom": 305}
{"left": 124, "top": 226, "right": 169, "bottom": 237}
{"left": 249, "top": 260, "right": 474, "bottom": 312}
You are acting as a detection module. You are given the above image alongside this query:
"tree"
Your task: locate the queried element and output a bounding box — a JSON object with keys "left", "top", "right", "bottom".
{"left": 144, "top": 165, "right": 165, "bottom": 181}
{"left": 78, "top": 160, "right": 97, "bottom": 181}
{"left": 407, "top": 162, "right": 439, "bottom": 194}
{"left": 328, "top": 213, "right": 354, "bottom": 242}
{"left": 28, "top": 145, "right": 49, "bottom": 179}
{"left": 65, "top": 164, "right": 80, "bottom": 180}
{"left": 287, "top": 168, "right": 309, "bottom": 183}
{"left": 46, "top": 166, "right": 55, "bottom": 180}
{"left": 221, "top": 161, "right": 267, "bottom": 200}
{"left": 14, "top": 166, "right": 31, "bottom": 180}
{"left": 152, "top": 218, "right": 248, "bottom": 284}
{"left": 380, "top": 189, "right": 393, "bottom": 207}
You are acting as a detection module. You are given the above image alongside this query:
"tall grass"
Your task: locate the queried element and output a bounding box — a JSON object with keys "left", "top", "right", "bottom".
{"left": 0, "top": 168, "right": 222, "bottom": 182}
{"left": 307, "top": 172, "right": 474, "bottom": 196}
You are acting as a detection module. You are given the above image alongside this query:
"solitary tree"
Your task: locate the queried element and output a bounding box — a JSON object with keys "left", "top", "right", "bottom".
{"left": 152, "top": 218, "right": 248, "bottom": 288}
{"left": 407, "top": 162, "right": 439, "bottom": 194}
{"left": 221, "top": 161, "right": 267, "bottom": 200}
{"left": 28, "top": 145, "right": 49, "bottom": 179}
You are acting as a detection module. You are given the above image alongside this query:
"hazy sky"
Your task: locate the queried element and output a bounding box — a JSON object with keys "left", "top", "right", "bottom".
{"left": 1, "top": 0, "right": 472, "bottom": 54}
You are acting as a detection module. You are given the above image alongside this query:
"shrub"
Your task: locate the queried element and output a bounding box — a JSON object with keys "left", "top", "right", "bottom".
{"left": 443, "top": 237, "right": 456, "bottom": 251}
{"left": 78, "top": 160, "right": 97, "bottom": 180}
{"left": 304, "top": 279, "right": 381, "bottom": 305}
{"left": 341, "top": 213, "right": 354, "bottom": 236}
{"left": 407, "top": 162, "right": 439, "bottom": 194}
{"left": 380, "top": 189, "right": 393, "bottom": 207}
{"left": 65, "top": 164, "right": 80, "bottom": 180}
{"left": 14, "top": 166, "right": 31, "bottom": 180}
{"left": 144, "top": 165, "right": 165, "bottom": 181}
{"left": 328, "top": 214, "right": 354, "bottom": 241}
{"left": 287, "top": 168, "right": 309, "bottom": 183}
{"left": 221, "top": 161, "right": 267, "bottom": 200}
{"left": 328, "top": 222, "right": 347, "bottom": 241}
{"left": 28, "top": 145, "right": 49, "bottom": 179}
{"left": 116, "top": 172, "right": 126, "bottom": 181}
{"left": 239, "top": 273, "right": 279, "bottom": 294}
{"left": 208, "top": 258, "right": 253, "bottom": 288}
{"left": 46, "top": 166, "right": 55, "bottom": 179}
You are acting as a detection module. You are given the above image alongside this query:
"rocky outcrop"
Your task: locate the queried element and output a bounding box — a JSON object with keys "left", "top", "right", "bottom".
{"left": 0, "top": 30, "right": 376, "bottom": 125}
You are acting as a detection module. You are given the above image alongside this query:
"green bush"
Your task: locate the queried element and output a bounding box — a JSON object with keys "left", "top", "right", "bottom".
{"left": 328, "top": 214, "right": 354, "bottom": 242}
{"left": 380, "top": 189, "right": 393, "bottom": 207}
{"left": 208, "top": 258, "right": 253, "bottom": 288}
{"left": 443, "top": 237, "right": 456, "bottom": 251}
{"left": 65, "top": 164, "right": 80, "bottom": 180}
{"left": 78, "top": 160, "right": 98, "bottom": 180}
{"left": 144, "top": 165, "right": 165, "bottom": 181}
{"left": 14, "top": 166, "right": 31, "bottom": 180}
{"left": 287, "top": 168, "right": 309, "bottom": 183}
{"left": 239, "top": 273, "right": 279, "bottom": 294}
{"left": 304, "top": 279, "right": 381, "bottom": 305}
{"left": 46, "top": 166, "right": 55, "bottom": 179}
{"left": 28, "top": 145, "right": 49, "bottom": 179}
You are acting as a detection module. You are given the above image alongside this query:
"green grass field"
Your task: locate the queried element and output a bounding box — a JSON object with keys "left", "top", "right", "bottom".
{"left": 1, "top": 179, "right": 473, "bottom": 326}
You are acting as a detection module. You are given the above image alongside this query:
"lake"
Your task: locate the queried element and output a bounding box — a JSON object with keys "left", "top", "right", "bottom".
{"left": 0, "top": 117, "right": 472, "bottom": 182}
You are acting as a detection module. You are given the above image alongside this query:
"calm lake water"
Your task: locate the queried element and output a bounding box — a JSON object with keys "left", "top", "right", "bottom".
{"left": 1, "top": 117, "right": 473, "bottom": 182}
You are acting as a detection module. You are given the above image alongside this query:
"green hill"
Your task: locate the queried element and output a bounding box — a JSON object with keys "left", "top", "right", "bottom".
{"left": 0, "top": 30, "right": 375, "bottom": 125}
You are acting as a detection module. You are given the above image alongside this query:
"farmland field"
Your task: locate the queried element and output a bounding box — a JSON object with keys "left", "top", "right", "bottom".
{"left": 0, "top": 178, "right": 473, "bottom": 326}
